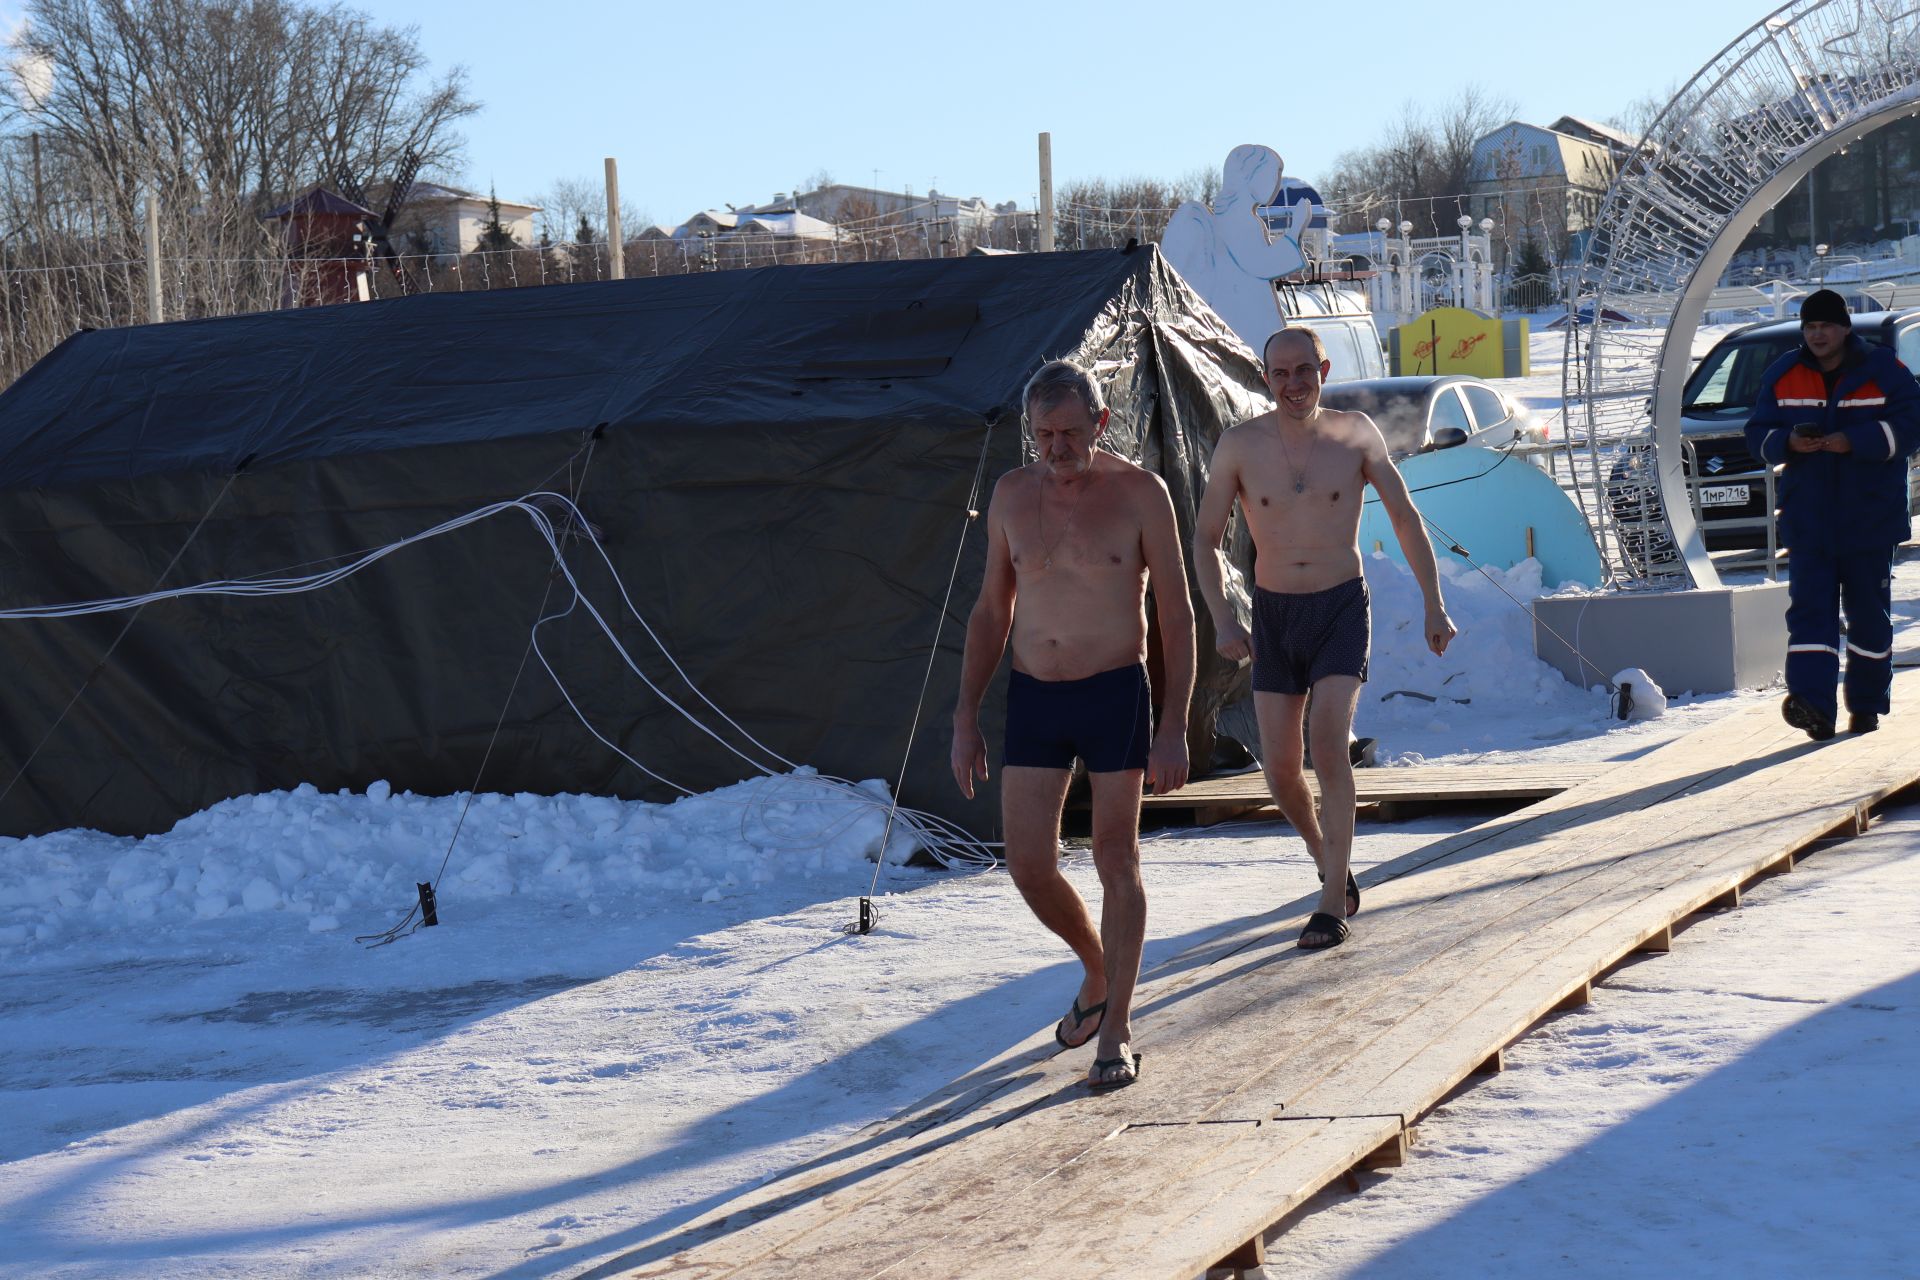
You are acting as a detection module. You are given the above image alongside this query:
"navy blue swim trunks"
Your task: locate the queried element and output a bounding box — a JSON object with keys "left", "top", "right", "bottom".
{"left": 1002, "top": 663, "right": 1152, "bottom": 773}
{"left": 1250, "top": 578, "right": 1370, "bottom": 695}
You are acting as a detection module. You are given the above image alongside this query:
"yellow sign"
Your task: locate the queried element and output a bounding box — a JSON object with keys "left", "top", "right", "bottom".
{"left": 1390, "top": 307, "right": 1529, "bottom": 379}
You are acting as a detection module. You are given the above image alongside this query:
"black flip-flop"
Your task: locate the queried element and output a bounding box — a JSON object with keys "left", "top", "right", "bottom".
{"left": 1088, "top": 1051, "right": 1141, "bottom": 1091}
{"left": 1054, "top": 998, "right": 1106, "bottom": 1050}
{"left": 1297, "top": 911, "right": 1350, "bottom": 951}
{"left": 1317, "top": 868, "right": 1361, "bottom": 916}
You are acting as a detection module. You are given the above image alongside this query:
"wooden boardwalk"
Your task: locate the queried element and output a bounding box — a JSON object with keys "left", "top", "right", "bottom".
{"left": 1137, "top": 761, "right": 1607, "bottom": 824}
{"left": 600, "top": 678, "right": 1920, "bottom": 1280}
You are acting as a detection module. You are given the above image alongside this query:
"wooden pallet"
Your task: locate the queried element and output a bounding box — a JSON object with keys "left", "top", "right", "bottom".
{"left": 593, "top": 679, "right": 1920, "bottom": 1280}
{"left": 1136, "top": 762, "right": 1608, "bottom": 824}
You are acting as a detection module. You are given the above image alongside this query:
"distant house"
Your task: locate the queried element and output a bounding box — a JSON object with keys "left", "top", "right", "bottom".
{"left": 674, "top": 210, "right": 739, "bottom": 240}
{"left": 730, "top": 209, "right": 842, "bottom": 243}
{"left": 387, "top": 181, "right": 541, "bottom": 257}
{"left": 1467, "top": 121, "right": 1623, "bottom": 265}
{"left": 749, "top": 184, "right": 998, "bottom": 235}
{"left": 668, "top": 184, "right": 1009, "bottom": 254}
{"left": 669, "top": 202, "right": 843, "bottom": 265}
{"left": 1548, "top": 115, "right": 1646, "bottom": 162}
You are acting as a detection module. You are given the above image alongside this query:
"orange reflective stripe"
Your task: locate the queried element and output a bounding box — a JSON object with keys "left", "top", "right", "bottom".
{"left": 1773, "top": 365, "right": 1828, "bottom": 408}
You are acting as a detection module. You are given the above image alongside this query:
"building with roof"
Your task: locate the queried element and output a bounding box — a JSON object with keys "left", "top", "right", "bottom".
{"left": 1467, "top": 120, "right": 1623, "bottom": 266}
{"left": 747, "top": 184, "right": 1001, "bottom": 235}
{"left": 386, "top": 181, "right": 542, "bottom": 257}
{"left": 1549, "top": 115, "right": 1646, "bottom": 161}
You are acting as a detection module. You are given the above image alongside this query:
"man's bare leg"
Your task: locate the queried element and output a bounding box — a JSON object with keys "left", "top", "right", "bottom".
{"left": 1253, "top": 690, "right": 1326, "bottom": 874}
{"left": 1302, "top": 676, "right": 1362, "bottom": 945}
{"left": 1001, "top": 765, "right": 1107, "bottom": 1040}
{"left": 1085, "top": 769, "right": 1147, "bottom": 1084}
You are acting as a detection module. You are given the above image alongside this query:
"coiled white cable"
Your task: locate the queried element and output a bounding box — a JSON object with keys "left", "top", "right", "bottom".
{"left": 0, "top": 493, "right": 999, "bottom": 871}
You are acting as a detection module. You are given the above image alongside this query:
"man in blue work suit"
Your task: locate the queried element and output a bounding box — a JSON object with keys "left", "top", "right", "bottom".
{"left": 1746, "top": 289, "right": 1920, "bottom": 740}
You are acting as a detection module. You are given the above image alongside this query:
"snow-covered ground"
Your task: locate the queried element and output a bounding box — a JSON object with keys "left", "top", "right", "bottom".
{"left": 4, "top": 323, "right": 1919, "bottom": 1277}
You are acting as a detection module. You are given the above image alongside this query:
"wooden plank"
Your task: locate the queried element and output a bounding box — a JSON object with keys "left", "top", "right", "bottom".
{"left": 1635, "top": 924, "right": 1674, "bottom": 953}
{"left": 1087, "top": 702, "right": 1802, "bottom": 1123}
{"left": 625, "top": 1096, "right": 1128, "bottom": 1278}
{"left": 1268, "top": 735, "right": 1900, "bottom": 1125}
{"left": 617, "top": 680, "right": 1920, "bottom": 1280}
{"left": 1111, "top": 709, "right": 1879, "bottom": 1129}
{"left": 1136, "top": 762, "right": 1607, "bottom": 812}
{"left": 1120, "top": 1118, "right": 1397, "bottom": 1279}
{"left": 887, "top": 1118, "right": 1394, "bottom": 1280}
{"left": 1212, "top": 1233, "right": 1265, "bottom": 1270}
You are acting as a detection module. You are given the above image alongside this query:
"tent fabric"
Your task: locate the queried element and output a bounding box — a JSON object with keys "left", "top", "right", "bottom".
{"left": 0, "top": 248, "right": 1266, "bottom": 839}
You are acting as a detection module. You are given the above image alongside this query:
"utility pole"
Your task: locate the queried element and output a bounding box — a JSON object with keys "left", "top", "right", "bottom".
{"left": 144, "top": 183, "right": 163, "bottom": 324}
{"left": 1037, "top": 132, "right": 1055, "bottom": 253}
{"left": 30, "top": 133, "right": 43, "bottom": 230}
{"left": 604, "top": 156, "right": 625, "bottom": 281}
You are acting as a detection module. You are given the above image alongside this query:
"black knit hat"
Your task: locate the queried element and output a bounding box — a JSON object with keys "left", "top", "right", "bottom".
{"left": 1801, "top": 288, "right": 1852, "bottom": 328}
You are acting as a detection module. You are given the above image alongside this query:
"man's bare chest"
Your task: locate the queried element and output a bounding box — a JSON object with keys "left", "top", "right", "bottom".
{"left": 1006, "top": 494, "right": 1144, "bottom": 572}
{"left": 1238, "top": 441, "right": 1365, "bottom": 509}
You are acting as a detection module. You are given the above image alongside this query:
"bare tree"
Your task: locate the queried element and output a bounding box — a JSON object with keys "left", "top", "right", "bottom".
{"left": 1054, "top": 170, "right": 1219, "bottom": 248}
{"left": 0, "top": 0, "right": 478, "bottom": 386}
{"left": 1607, "top": 81, "right": 1683, "bottom": 147}
{"left": 532, "top": 174, "right": 647, "bottom": 245}
{"left": 4, "top": 0, "right": 476, "bottom": 236}
{"left": 1320, "top": 86, "right": 1515, "bottom": 234}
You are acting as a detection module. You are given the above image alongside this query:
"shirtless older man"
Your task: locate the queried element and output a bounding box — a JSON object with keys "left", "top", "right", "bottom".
{"left": 1194, "top": 326, "right": 1454, "bottom": 950}
{"left": 952, "top": 359, "right": 1195, "bottom": 1091}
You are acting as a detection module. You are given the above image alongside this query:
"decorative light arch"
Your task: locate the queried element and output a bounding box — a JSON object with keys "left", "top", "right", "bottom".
{"left": 1564, "top": 0, "right": 1920, "bottom": 589}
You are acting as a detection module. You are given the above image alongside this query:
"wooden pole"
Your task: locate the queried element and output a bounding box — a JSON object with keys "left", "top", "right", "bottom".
{"left": 144, "top": 183, "right": 163, "bottom": 324}
{"left": 1037, "top": 132, "right": 1055, "bottom": 253}
{"left": 30, "top": 133, "right": 43, "bottom": 228}
{"left": 604, "top": 157, "right": 625, "bottom": 281}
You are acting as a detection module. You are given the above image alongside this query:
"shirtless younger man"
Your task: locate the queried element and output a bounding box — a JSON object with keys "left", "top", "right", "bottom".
{"left": 1194, "top": 327, "right": 1455, "bottom": 950}
{"left": 952, "top": 360, "right": 1196, "bottom": 1091}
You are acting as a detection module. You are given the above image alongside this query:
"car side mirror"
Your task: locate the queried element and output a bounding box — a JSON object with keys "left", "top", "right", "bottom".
{"left": 1431, "top": 426, "right": 1468, "bottom": 450}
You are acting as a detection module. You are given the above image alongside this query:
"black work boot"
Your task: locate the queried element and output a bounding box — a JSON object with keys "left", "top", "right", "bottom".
{"left": 1781, "top": 693, "right": 1836, "bottom": 742}
{"left": 1849, "top": 711, "right": 1880, "bottom": 734}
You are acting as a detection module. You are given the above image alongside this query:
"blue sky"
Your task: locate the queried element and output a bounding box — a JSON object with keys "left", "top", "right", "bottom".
{"left": 7, "top": 0, "right": 1762, "bottom": 226}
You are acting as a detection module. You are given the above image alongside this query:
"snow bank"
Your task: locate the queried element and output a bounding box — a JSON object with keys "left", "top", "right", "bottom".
{"left": 1358, "top": 552, "right": 1611, "bottom": 753}
{"left": 0, "top": 769, "right": 916, "bottom": 953}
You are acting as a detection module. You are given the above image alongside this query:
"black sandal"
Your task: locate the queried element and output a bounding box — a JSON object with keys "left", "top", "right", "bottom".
{"left": 1054, "top": 998, "right": 1106, "bottom": 1050}
{"left": 1317, "top": 868, "right": 1361, "bottom": 916}
{"left": 1088, "top": 1051, "right": 1141, "bottom": 1091}
{"left": 1297, "top": 911, "right": 1350, "bottom": 951}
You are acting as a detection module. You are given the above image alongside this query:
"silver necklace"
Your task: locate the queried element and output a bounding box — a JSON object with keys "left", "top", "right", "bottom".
{"left": 1275, "top": 425, "right": 1319, "bottom": 494}
{"left": 1037, "top": 473, "right": 1089, "bottom": 569}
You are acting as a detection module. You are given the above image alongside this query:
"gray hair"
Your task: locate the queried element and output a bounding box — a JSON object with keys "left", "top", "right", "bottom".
{"left": 1021, "top": 359, "right": 1106, "bottom": 422}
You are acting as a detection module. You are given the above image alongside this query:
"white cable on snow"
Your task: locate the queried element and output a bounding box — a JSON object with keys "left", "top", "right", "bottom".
{"left": 0, "top": 492, "right": 998, "bottom": 872}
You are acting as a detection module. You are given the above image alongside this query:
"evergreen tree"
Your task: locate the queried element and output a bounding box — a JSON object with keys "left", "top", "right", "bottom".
{"left": 474, "top": 185, "right": 518, "bottom": 251}
{"left": 1512, "top": 234, "right": 1552, "bottom": 279}
{"left": 1505, "top": 234, "right": 1555, "bottom": 309}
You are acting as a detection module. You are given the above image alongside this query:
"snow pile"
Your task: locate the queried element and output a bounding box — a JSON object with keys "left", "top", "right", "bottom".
{"left": 1610, "top": 667, "right": 1668, "bottom": 721}
{"left": 0, "top": 769, "right": 917, "bottom": 952}
{"left": 1359, "top": 552, "right": 1598, "bottom": 748}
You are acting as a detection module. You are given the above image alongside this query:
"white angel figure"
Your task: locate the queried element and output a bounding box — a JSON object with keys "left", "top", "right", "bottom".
{"left": 1161, "top": 144, "right": 1314, "bottom": 355}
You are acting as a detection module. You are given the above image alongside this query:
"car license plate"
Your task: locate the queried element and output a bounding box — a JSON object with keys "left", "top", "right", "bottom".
{"left": 1699, "top": 483, "right": 1750, "bottom": 507}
